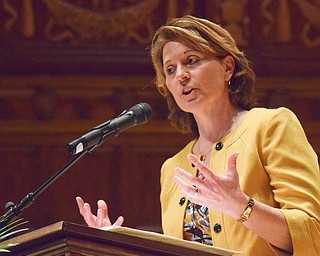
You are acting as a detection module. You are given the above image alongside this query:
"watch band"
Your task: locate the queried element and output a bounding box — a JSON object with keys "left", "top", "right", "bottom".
{"left": 237, "top": 196, "right": 254, "bottom": 223}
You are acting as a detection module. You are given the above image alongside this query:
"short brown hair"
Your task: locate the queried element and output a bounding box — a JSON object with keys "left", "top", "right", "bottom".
{"left": 151, "top": 15, "right": 256, "bottom": 136}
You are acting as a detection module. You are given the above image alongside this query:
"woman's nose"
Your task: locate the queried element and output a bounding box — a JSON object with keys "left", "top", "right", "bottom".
{"left": 177, "top": 67, "right": 190, "bottom": 84}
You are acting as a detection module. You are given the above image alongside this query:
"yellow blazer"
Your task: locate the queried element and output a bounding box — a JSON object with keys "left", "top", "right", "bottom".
{"left": 160, "top": 108, "right": 320, "bottom": 256}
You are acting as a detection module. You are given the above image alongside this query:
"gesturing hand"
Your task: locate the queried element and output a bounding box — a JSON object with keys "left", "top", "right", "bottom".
{"left": 174, "top": 153, "right": 248, "bottom": 219}
{"left": 76, "top": 196, "right": 124, "bottom": 229}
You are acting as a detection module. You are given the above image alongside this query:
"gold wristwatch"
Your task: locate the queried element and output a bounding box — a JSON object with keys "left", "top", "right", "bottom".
{"left": 237, "top": 196, "right": 254, "bottom": 223}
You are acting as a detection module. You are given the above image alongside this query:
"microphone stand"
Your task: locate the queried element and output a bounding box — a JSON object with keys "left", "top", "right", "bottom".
{"left": 0, "top": 148, "right": 90, "bottom": 228}
{"left": 0, "top": 102, "right": 152, "bottom": 229}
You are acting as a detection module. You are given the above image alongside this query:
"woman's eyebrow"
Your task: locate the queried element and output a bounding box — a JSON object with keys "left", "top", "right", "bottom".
{"left": 163, "top": 50, "right": 198, "bottom": 65}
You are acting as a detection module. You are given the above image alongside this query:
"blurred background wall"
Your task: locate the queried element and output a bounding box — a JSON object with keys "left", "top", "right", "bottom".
{"left": 0, "top": 0, "right": 319, "bottom": 233}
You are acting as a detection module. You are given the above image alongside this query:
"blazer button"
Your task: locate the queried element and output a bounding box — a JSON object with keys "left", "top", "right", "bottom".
{"left": 179, "top": 197, "right": 186, "bottom": 206}
{"left": 215, "top": 142, "right": 223, "bottom": 151}
{"left": 213, "top": 223, "right": 222, "bottom": 233}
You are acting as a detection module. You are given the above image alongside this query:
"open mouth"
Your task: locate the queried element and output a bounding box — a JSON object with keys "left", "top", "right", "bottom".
{"left": 183, "top": 88, "right": 194, "bottom": 95}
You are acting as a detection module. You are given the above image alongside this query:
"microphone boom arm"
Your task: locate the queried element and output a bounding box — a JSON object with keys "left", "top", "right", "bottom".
{"left": 0, "top": 149, "right": 88, "bottom": 228}
{"left": 0, "top": 102, "right": 152, "bottom": 228}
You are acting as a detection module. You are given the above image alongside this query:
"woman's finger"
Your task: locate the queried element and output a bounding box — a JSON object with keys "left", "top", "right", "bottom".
{"left": 96, "top": 208, "right": 106, "bottom": 227}
{"left": 187, "top": 154, "right": 215, "bottom": 180}
{"left": 174, "top": 166, "right": 196, "bottom": 181}
{"left": 96, "top": 200, "right": 110, "bottom": 226}
{"left": 226, "top": 152, "right": 239, "bottom": 178}
{"left": 76, "top": 196, "right": 85, "bottom": 215}
{"left": 83, "top": 202, "right": 98, "bottom": 227}
{"left": 174, "top": 170, "right": 196, "bottom": 190}
{"left": 113, "top": 216, "right": 125, "bottom": 227}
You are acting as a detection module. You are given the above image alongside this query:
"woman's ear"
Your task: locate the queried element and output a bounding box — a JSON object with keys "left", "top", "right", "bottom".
{"left": 224, "top": 55, "right": 236, "bottom": 81}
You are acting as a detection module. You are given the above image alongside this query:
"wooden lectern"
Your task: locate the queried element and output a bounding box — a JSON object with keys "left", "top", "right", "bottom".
{"left": 2, "top": 221, "right": 239, "bottom": 255}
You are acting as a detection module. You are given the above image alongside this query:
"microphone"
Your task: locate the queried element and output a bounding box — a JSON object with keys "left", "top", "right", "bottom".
{"left": 68, "top": 102, "right": 152, "bottom": 154}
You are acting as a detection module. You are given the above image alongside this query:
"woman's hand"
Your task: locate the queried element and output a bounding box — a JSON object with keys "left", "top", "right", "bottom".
{"left": 174, "top": 153, "right": 248, "bottom": 219}
{"left": 76, "top": 196, "right": 124, "bottom": 229}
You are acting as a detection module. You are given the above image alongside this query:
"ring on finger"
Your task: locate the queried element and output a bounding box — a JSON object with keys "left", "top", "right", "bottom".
{"left": 193, "top": 186, "right": 199, "bottom": 197}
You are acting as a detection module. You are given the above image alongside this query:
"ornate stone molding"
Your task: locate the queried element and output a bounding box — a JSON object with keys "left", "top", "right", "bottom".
{"left": 1, "top": 1, "right": 319, "bottom": 76}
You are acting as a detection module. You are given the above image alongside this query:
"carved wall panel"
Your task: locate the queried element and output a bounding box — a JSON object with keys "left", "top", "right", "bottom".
{"left": 2, "top": 1, "right": 319, "bottom": 76}
{"left": 205, "top": 0, "right": 320, "bottom": 76}
{"left": 0, "top": 0, "right": 202, "bottom": 75}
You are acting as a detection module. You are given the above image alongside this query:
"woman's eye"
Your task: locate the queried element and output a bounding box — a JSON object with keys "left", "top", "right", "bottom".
{"left": 166, "top": 66, "right": 175, "bottom": 75}
{"left": 187, "top": 56, "right": 198, "bottom": 65}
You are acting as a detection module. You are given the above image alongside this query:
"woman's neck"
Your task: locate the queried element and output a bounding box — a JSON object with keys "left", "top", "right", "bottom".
{"left": 195, "top": 104, "right": 240, "bottom": 143}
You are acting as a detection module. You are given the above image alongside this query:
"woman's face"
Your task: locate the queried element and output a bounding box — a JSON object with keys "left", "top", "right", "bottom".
{"left": 162, "top": 41, "right": 233, "bottom": 114}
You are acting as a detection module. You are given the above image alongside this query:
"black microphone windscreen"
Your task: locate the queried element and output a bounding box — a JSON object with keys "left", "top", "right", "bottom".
{"left": 130, "top": 102, "right": 153, "bottom": 124}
